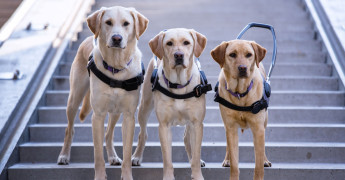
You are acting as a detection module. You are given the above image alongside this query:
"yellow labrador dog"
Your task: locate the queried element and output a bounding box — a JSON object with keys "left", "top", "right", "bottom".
{"left": 211, "top": 40, "right": 271, "bottom": 180}
{"left": 131, "top": 28, "right": 209, "bottom": 180}
{"left": 56, "top": 6, "right": 148, "bottom": 180}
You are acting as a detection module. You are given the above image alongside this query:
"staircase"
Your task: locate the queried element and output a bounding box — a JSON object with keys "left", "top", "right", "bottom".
{"left": 6, "top": 0, "right": 345, "bottom": 179}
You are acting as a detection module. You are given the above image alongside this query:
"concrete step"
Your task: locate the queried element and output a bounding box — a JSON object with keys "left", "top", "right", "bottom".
{"left": 70, "top": 37, "right": 322, "bottom": 52}
{"left": 92, "top": 2, "right": 307, "bottom": 15}
{"left": 50, "top": 75, "right": 340, "bottom": 91}
{"left": 45, "top": 90, "right": 345, "bottom": 107}
{"left": 62, "top": 49, "right": 327, "bottom": 64}
{"left": 8, "top": 162, "right": 345, "bottom": 180}
{"left": 74, "top": 33, "right": 321, "bottom": 48}
{"left": 57, "top": 62, "right": 332, "bottom": 77}
{"left": 28, "top": 123, "right": 345, "bottom": 143}
{"left": 76, "top": 27, "right": 317, "bottom": 43}
{"left": 19, "top": 142, "right": 345, "bottom": 164}
{"left": 137, "top": 48, "right": 325, "bottom": 68}
{"left": 37, "top": 106, "right": 345, "bottom": 124}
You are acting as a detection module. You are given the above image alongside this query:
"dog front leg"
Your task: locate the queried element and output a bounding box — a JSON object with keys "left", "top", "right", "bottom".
{"left": 105, "top": 113, "right": 122, "bottom": 165}
{"left": 226, "top": 125, "right": 239, "bottom": 180}
{"left": 159, "top": 122, "right": 174, "bottom": 180}
{"left": 121, "top": 113, "right": 135, "bottom": 180}
{"left": 190, "top": 122, "right": 204, "bottom": 180}
{"left": 252, "top": 125, "right": 265, "bottom": 180}
{"left": 184, "top": 125, "right": 192, "bottom": 162}
{"left": 92, "top": 113, "right": 107, "bottom": 180}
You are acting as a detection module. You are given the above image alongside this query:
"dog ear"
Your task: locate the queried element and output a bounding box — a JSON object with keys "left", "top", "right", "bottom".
{"left": 149, "top": 31, "right": 165, "bottom": 59}
{"left": 87, "top": 8, "right": 106, "bottom": 38}
{"left": 130, "top": 8, "right": 149, "bottom": 40}
{"left": 210, "top": 41, "right": 228, "bottom": 68}
{"left": 251, "top": 41, "right": 267, "bottom": 68}
{"left": 190, "top": 29, "right": 207, "bottom": 58}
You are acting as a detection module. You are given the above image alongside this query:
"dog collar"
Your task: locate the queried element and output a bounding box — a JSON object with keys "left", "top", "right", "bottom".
{"left": 162, "top": 70, "right": 193, "bottom": 89}
{"left": 225, "top": 80, "right": 253, "bottom": 99}
{"left": 103, "top": 58, "right": 133, "bottom": 74}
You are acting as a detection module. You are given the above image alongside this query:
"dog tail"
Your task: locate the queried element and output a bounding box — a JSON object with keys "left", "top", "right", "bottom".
{"left": 79, "top": 90, "right": 91, "bottom": 122}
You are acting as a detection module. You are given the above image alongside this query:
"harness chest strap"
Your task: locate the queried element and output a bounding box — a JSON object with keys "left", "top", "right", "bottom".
{"left": 87, "top": 55, "right": 145, "bottom": 91}
{"left": 151, "top": 70, "right": 212, "bottom": 99}
{"left": 213, "top": 81, "right": 269, "bottom": 114}
{"left": 153, "top": 81, "right": 212, "bottom": 99}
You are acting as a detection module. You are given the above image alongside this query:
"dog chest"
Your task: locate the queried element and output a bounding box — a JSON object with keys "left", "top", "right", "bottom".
{"left": 155, "top": 98, "right": 205, "bottom": 126}
{"left": 93, "top": 87, "right": 138, "bottom": 114}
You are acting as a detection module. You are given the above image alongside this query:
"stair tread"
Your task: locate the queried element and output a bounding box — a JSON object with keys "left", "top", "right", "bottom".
{"left": 28, "top": 123, "right": 345, "bottom": 128}
{"left": 20, "top": 141, "right": 345, "bottom": 147}
{"left": 9, "top": 162, "right": 345, "bottom": 170}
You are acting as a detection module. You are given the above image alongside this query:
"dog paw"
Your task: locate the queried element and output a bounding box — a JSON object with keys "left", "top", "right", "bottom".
{"left": 57, "top": 155, "right": 69, "bottom": 165}
{"left": 200, "top": 159, "right": 206, "bottom": 167}
{"left": 191, "top": 174, "right": 204, "bottom": 180}
{"left": 163, "top": 176, "right": 175, "bottom": 180}
{"left": 121, "top": 175, "right": 133, "bottom": 180}
{"left": 191, "top": 176, "right": 204, "bottom": 180}
{"left": 222, "top": 160, "right": 230, "bottom": 167}
{"left": 109, "top": 156, "right": 122, "bottom": 166}
{"left": 264, "top": 161, "right": 272, "bottom": 167}
{"left": 131, "top": 156, "right": 142, "bottom": 166}
{"left": 94, "top": 176, "right": 107, "bottom": 180}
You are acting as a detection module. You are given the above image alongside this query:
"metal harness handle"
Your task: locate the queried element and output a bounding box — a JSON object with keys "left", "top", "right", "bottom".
{"left": 236, "top": 22, "right": 277, "bottom": 84}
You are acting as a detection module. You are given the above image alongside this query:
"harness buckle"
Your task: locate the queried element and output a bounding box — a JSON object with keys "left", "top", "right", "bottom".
{"left": 214, "top": 91, "right": 220, "bottom": 102}
{"left": 109, "top": 80, "right": 122, "bottom": 88}
{"left": 193, "top": 85, "right": 203, "bottom": 97}
{"left": 123, "top": 79, "right": 139, "bottom": 91}
{"left": 251, "top": 100, "right": 263, "bottom": 114}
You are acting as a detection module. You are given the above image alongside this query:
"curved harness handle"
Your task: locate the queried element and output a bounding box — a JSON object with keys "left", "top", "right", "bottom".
{"left": 236, "top": 22, "right": 277, "bottom": 83}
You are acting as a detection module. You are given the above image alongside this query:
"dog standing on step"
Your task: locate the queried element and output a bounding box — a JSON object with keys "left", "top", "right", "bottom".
{"left": 211, "top": 40, "right": 272, "bottom": 180}
{"left": 56, "top": 6, "right": 148, "bottom": 180}
{"left": 131, "top": 28, "right": 208, "bottom": 180}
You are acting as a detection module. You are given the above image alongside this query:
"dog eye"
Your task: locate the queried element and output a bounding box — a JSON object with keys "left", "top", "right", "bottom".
{"left": 229, "top": 53, "right": 237, "bottom": 58}
{"left": 246, "top": 53, "right": 252, "bottom": 58}
{"left": 167, "top": 41, "right": 173, "bottom": 46}
{"left": 105, "top": 20, "right": 112, "bottom": 26}
{"left": 183, "top": 41, "right": 190, "bottom": 45}
{"left": 123, "top": 21, "right": 129, "bottom": 26}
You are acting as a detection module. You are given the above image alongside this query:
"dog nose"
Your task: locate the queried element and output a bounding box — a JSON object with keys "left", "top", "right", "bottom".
{"left": 112, "top": 34, "right": 122, "bottom": 44}
{"left": 238, "top": 65, "right": 247, "bottom": 72}
{"left": 174, "top": 52, "right": 184, "bottom": 60}
{"left": 174, "top": 52, "right": 184, "bottom": 65}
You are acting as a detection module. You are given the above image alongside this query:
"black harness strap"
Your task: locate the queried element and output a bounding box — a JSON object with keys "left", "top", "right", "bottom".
{"left": 214, "top": 81, "right": 269, "bottom": 114}
{"left": 87, "top": 55, "right": 145, "bottom": 91}
{"left": 151, "top": 64, "right": 212, "bottom": 99}
{"left": 154, "top": 81, "right": 212, "bottom": 99}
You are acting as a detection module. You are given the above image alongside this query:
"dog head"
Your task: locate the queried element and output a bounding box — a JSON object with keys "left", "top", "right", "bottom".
{"left": 211, "top": 40, "right": 266, "bottom": 79}
{"left": 149, "top": 28, "right": 207, "bottom": 70}
{"left": 87, "top": 6, "right": 149, "bottom": 49}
